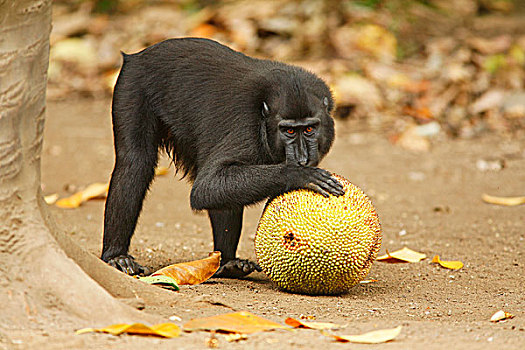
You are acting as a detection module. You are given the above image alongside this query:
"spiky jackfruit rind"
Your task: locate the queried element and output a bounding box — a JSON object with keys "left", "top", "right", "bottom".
{"left": 255, "top": 175, "right": 382, "bottom": 295}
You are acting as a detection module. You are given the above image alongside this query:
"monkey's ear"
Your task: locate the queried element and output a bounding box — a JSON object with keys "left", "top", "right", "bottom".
{"left": 262, "top": 101, "right": 270, "bottom": 117}
{"left": 323, "top": 96, "right": 333, "bottom": 113}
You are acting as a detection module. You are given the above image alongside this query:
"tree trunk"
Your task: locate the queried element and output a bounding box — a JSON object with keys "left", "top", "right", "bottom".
{"left": 0, "top": 0, "right": 163, "bottom": 338}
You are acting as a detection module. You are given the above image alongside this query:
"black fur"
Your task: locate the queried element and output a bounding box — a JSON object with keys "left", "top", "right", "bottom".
{"left": 101, "top": 38, "right": 343, "bottom": 277}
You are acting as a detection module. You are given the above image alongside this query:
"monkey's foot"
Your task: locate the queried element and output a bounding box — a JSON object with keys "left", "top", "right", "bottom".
{"left": 213, "top": 259, "right": 262, "bottom": 278}
{"left": 106, "top": 255, "right": 151, "bottom": 276}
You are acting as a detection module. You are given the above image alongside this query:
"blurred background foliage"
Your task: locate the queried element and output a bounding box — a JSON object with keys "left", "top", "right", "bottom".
{"left": 49, "top": 0, "right": 525, "bottom": 147}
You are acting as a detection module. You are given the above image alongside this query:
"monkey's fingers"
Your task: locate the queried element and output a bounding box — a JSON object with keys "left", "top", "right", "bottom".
{"left": 310, "top": 174, "right": 344, "bottom": 197}
{"left": 312, "top": 169, "right": 345, "bottom": 196}
{"left": 306, "top": 183, "right": 330, "bottom": 197}
{"left": 107, "top": 255, "right": 150, "bottom": 276}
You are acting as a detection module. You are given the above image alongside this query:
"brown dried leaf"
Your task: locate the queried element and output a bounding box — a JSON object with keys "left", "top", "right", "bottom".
{"left": 76, "top": 323, "right": 180, "bottom": 338}
{"left": 332, "top": 326, "right": 402, "bottom": 344}
{"left": 431, "top": 255, "right": 464, "bottom": 270}
{"left": 482, "top": 194, "right": 525, "bottom": 206}
{"left": 377, "top": 247, "right": 426, "bottom": 263}
{"left": 152, "top": 251, "right": 221, "bottom": 285}
{"left": 183, "top": 311, "right": 289, "bottom": 334}
{"left": 56, "top": 182, "right": 109, "bottom": 209}
{"left": 490, "top": 310, "right": 514, "bottom": 322}
{"left": 285, "top": 318, "right": 341, "bottom": 330}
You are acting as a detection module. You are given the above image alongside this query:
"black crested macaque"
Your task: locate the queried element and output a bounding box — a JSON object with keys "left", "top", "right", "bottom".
{"left": 101, "top": 37, "right": 344, "bottom": 278}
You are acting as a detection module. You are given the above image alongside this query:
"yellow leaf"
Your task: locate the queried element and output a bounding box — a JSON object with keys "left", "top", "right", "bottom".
{"left": 482, "top": 193, "right": 525, "bottom": 206}
{"left": 56, "top": 182, "right": 109, "bottom": 208}
{"left": 183, "top": 311, "right": 289, "bottom": 334}
{"left": 55, "top": 192, "right": 84, "bottom": 208}
{"left": 490, "top": 310, "right": 514, "bottom": 322}
{"left": 152, "top": 251, "right": 220, "bottom": 285}
{"left": 285, "top": 318, "right": 341, "bottom": 330}
{"left": 44, "top": 193, "right": 59, "bottom": 205}
{"left": 431, "top": 255, "right": 463, "bottom": 270}
{"left": 332, "top": 326, "right": 402, "bottom": 344}
{"left": 155, "top": 166, "right": 170, "bottom": 176}
{"left": 376, "top": 247, "right": 426, "bottom": 263}
{"left": 76, "top": 323, "right": 180, "bottom": 338}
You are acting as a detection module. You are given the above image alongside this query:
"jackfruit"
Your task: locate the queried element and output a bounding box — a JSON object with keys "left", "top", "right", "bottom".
{"left": 255, "top": 174, "right": 382, "bottom": 295}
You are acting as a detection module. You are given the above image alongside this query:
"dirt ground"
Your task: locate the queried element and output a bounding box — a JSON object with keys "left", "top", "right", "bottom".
{"left": 37, "top": 98, "right": 524, "bottom": 349}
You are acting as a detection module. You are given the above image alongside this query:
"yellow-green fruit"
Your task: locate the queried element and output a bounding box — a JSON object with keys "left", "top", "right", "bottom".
{"left": 255, "top": 174, "right": 382, "bottom": 295}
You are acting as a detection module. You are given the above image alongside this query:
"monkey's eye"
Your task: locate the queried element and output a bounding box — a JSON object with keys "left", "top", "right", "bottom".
{"left": 304, "top": 126, "right": 314, "bottom": 134}
{"left": 286, "top": 128, "right": 295, "bottom": 135}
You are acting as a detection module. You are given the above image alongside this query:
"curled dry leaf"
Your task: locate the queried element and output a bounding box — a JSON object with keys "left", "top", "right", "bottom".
{"left": 482, "top": 193, "right": 525, "bottom": 206}
{"left": 183, "top": 311, "right": 289, "bottom": 334}
{"left": 431, "top": 255, "right": 464, "bottom": 270}
{"left": 377, "top": 247, "right": 426, "bottom": 263}
{"left": 152, "top": 251, "right": 221, "bottom": 285}
{"left": 285, "top": 318, "right": 341, "bottom": 330}
{"left": 76, "top": 323, "right": 180, "bottom": 338}
{"left": 331, "top": 326, "right": 402, "bottom": 344}
{"left": 55, "top": 182, "right": 109, "bottom": 208}
{"left": 490, "top": 310, "right": 514, "bottom": 322}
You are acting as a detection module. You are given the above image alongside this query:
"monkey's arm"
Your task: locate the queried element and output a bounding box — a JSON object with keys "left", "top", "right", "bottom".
{"left": 190, "top": 162, "right": 343, "bottom": 210}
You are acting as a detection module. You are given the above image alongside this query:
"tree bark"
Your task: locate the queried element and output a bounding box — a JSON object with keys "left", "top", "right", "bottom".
{"left": 0, "top": 0, "right": 163, "bottom": 337}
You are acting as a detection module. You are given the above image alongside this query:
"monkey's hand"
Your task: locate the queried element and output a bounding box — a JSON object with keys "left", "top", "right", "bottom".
{"left": 286, "top": 166, "right": 345, "bottom": 197}
{"left": 106, "top": 254, "right": 151, "bottom": 276}
{"left": 212, "top": 259, "right": 262, "bottom": 278}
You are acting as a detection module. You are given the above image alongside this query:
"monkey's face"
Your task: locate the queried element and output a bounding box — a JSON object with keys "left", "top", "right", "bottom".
{"left": 263, "top": 94, "right": 334, "bottom": 167}
{"left": 278, "top": 117, "right": 321, "bottom": 166}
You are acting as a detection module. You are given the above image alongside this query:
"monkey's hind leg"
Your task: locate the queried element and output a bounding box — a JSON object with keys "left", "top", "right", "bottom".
{"left": 102, "top": 86, "right": 159, "bottom": 275}
{"left": 208, "top": 208, "right": 262, "bottom": 278}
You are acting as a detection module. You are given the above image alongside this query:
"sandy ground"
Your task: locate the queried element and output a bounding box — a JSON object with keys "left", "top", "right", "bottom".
{"left": 34, "top": 98, "right": 525, "bottom": 349}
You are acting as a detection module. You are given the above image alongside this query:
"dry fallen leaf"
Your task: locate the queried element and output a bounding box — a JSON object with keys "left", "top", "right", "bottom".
{"left": 490, "top": 310, "right": 514, "bottom": 322}
{"left": 377, "top": 247, "right": 427, "bottom": 263}
{"left": 482, "top": 193, "right": 525, "bottom": 206}
{"left": 183, "top": 311, "right": 289, "bottom": 334}
{"left": 44, "top": 193, "right": 59, "bottom": 205}
{"left": 76, "top": 323, "right": 180, "bottom": 338}
{"left": 285, "top": 318, "right": 341, "bottom": 330}
{"left": 431, "top": 255, "right": 464, "bottom": 270}
{"left": 56, "top": 182, "right": 109, "bottom": 208}
{"left": 332, "top": 326, "right": 402, "bottom": 344}
{"left": 152, "top": 251, "right": 221, "bottom": 285}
